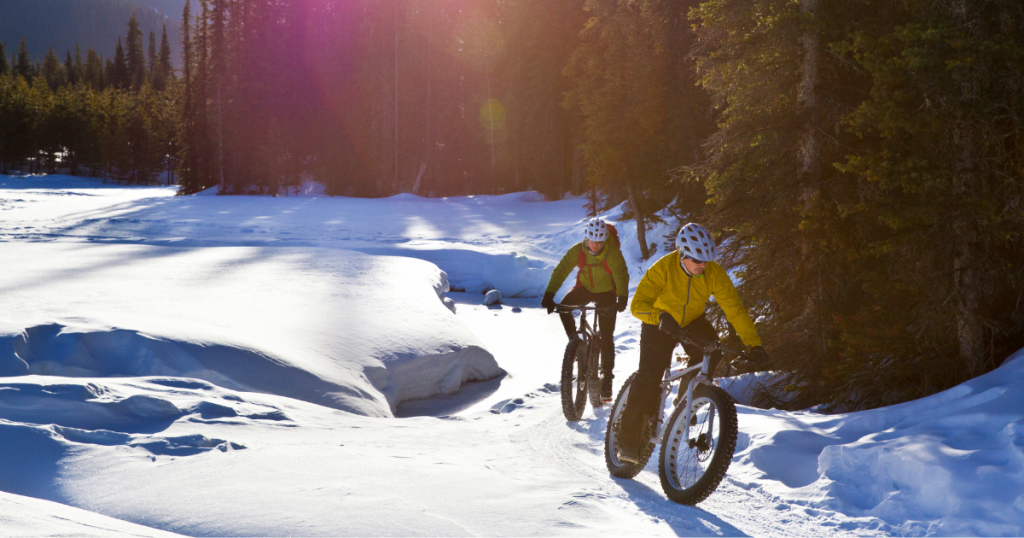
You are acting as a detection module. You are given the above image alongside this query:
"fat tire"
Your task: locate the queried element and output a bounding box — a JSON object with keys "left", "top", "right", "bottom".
{"left": 586, "top": 342, "right": 603, "bottom": 409}
{"left": 560, "top": 336, "right": 588, "bottom": 421}
{"left": 604, "top": 372, "right": 655, "bottom": 479}
{"left": 658, "top": 384, "right": 738, "bottom": 505}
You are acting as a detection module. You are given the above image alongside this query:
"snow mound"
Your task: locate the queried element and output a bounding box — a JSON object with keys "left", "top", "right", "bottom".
{"left": 0, "top": 174, "right": 141, "bottom": 191}
{"left": 0, "top": 376, "right": 268, "bottom": 504}
{"left": 0, "top": 243, "right": 503, "bottom": 417}
{"left": 480, "top": 191, "right": 546, "bottom": 203}
{"left": 357, "top": 246, "right": 551, "bottom": 297}
{"left": 0, "top": 489, "right": 182, "bottom": 537}
{"left": 735, "top": 347, "right": 1024, "bottom": 535}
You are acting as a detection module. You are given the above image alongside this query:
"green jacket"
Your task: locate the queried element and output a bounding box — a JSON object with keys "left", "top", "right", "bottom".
{"left": 545, "top": 242, "right": 629, "bottom": 297}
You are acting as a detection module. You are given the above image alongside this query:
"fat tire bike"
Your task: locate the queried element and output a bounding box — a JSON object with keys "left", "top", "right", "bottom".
{"left": 555, "top": 304, "right": 616, "bottom": 422}
{"left": 605, "top": 328, "right": 755, "bottom": 505}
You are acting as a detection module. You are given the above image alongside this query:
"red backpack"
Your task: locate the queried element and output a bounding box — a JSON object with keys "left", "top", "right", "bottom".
{"left": 575, "top": 223, "right": 620, "bottom": 293}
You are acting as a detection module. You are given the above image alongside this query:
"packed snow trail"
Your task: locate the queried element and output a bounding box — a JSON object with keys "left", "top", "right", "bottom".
{"left": 1, "top": 175, "right": 1023, "bottom": 536}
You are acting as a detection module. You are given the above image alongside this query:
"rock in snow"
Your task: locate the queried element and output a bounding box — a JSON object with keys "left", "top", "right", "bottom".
{"left": 483, "top": 289, "right": 502, "bottom": 306}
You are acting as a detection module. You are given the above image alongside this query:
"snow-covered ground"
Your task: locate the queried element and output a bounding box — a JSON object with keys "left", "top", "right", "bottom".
{"left": 0, "top": 174, "right": 1022, "bottom": 536}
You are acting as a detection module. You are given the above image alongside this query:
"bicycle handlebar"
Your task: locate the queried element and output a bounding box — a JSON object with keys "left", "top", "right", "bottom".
{"left": 553, "top": 304, "right": 617, "bottom": 315}
{"left": 672, "top": 328, "right": 749, "bottom": 360}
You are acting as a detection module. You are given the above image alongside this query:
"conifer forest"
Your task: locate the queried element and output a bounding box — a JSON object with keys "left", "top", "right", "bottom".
{"left": 1, "top": 0, "right": 1022, "bottom": 413}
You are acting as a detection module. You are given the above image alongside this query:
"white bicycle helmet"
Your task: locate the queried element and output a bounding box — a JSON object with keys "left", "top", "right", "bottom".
{"left": 584, "top": 217, "right": 608, "bottom": 242}
{"left": 675, "top": 223, "right": 718, "bottom": 262}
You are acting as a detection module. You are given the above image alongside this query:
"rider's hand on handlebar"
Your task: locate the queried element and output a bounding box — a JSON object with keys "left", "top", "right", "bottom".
{"left": 541, "top": 292, "right": 556, "bottom": 314}
{"left": 616, "top": 295, "right": 628, "bottom": 313}
{"left": 747, "top": 345, "right": 770, "bottom": 368}
{"left": 658, "top": 312, "right": 680, "bottom": 335}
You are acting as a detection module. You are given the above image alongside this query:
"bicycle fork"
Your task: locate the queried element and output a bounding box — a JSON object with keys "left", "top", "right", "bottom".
{"left": 652, "top": 347, "right": 717, "bottom": 445}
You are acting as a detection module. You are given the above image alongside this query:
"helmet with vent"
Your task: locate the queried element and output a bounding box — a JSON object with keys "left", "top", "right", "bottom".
{"left": 675, "top": 223, "right": 718, "bottom": 262}
{"left": 584, "top": 218, "right": 608, "bottom": 242}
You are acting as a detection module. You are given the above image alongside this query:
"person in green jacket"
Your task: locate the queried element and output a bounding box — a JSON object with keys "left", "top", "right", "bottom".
{"left": 541, "top": 217, "right": 629, "bottom": 401}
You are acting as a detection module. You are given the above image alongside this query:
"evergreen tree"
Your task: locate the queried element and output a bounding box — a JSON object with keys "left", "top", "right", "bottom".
{"left": 688, "top": 0, "right": 862, "bottom": 409}
{"left": 565, "top": 0, "right": 711, "bottom": 258}
{"left": 113, "top": 38, "right": 129, "bottom": 90}
{"left": 499, "top": 0, "right": 587, "bottom": 199}
{"left": 825, "top": 0, "right": 1024, "bottom": 408}
{"left": 104, "top": 58, "right": 115, "bottom": 89}
{"left": 42, "top": 47, "right": 65, "bottom": 90}
{"left": 208, "top": 0, "right": 226, "bottom": 190}
{"left": 178, "top": 0, "right": 199, "bottom": 192}
{"left": 16, "top": 38, "right": 33, "bottom": 80}
{"left": 71, "top": 46, "right": 84, "bottom": 87}
{"left": 159, "top": 25, "right": 173, "bottom": 79}
{"left": 0, "top": 42, "right": 8, "bottom": 76}
{"left": 126, "top": 13, "right": 146, "bottom": 90}
{"left": 64, "top": 50, "right": 74, "bottom": 86}
{"left": 85, "top": 49, "right": 104, "bottom": 89}
{"left": 148, "top": 31, "right": 157, "bottom": 80}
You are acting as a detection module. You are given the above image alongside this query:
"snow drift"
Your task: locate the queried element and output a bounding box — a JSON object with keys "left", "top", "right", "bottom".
{"left": 0, "top": 242, "right": 502, "bottom": 417}
{"left": 731, "top": 347, "right": 1024, "bottom": 535}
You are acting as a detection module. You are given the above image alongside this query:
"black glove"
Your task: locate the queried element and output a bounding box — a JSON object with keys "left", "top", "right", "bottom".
{"left": 747, "top": 346, "right": 770, "bottom": 368}
{"left": 616, "top": 295, "right": 628, "bottom": 313}
{"left": 658, "top": 312, "right": 680, "bottom": 335}
{"left": 541, "top": 292, "right": 556, "bottom": 314}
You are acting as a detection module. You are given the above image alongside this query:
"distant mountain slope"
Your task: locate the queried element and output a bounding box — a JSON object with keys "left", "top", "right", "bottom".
{"left": 135, "top": 0, "right": 187, "bottom": 18}
{"left": 0, "top": 0, "right": 181, "bottom": 67}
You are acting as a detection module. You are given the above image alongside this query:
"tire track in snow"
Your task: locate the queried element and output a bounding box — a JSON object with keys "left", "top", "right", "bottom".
{"left": 461, "top": 300, "right": 889, "bottom": 538}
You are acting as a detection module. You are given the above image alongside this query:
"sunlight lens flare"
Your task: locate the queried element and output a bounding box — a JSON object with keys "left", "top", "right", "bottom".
{"left": 480, "top": 99, "right": 506, "bottom": 130}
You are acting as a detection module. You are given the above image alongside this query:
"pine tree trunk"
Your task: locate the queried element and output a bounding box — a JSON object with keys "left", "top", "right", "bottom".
{"left": 627, "top": 182, "right": 650, "bottom": 259}
{"left": 797, "top": 0, "right": 821, "bottom": 204}
{"left": 217, "top": 82, "right": 224, "bottom": 190}
{"left": 424, "top": 3, "right": 432, "bottom": 194}
{"left": 393, "top": 0, "right": 399, "bottom": 194}
{"left": 953, "top": 219, "right": 984, "bottom": 376}
{"left": 411, "top": 161, "right": 427, "bottom": 195}
{"left": 797, "top": 0, "right": 829, "bottom": 368}
{"left": 572, "top": 135, "right": 584, "bottom": 195}
{"left": 486, "top": 62, "right": 496, "bottom": 175}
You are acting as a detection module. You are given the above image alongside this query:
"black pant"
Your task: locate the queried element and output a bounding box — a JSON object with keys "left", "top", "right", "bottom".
{"left": 618, "top": 314, "right": 720, "bottom": 448}
{"left": 558, "top": 286, "right": 617, "bottom": 380}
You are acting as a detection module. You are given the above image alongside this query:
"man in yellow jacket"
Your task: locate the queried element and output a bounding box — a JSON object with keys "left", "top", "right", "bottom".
{"left": 541, "top": 217, "right": 629, "bottom": 401}
{"left": 616, "top": 223, "right": 769, "bottom": 463}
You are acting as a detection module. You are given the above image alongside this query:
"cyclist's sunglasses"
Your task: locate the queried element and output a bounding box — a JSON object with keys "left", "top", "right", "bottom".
{"left": 683, "top": 256, "right": 707, "bottom": 265}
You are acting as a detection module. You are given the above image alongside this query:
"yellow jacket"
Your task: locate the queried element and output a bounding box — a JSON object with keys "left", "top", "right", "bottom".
{"left": 631, "top": 251, "right": 762, "bottom": 347}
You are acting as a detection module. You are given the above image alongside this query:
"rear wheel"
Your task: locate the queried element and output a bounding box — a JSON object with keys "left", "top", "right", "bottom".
{"left": 658, "top": 384, "right": 738, "bottom": 505}
{"left": 605, "top": 372, "right": 655, "bottom": 478}
{"left": 560, "top": 336, "right": 589, "bottom": 421}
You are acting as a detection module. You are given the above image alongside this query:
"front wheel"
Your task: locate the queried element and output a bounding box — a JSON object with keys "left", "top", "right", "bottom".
{"left": 560, "top": 336, "right": 589, "bottom": 421}
{"left": 658, "top": 384, "right": 738, "bottom": 505}
{"left": 605, "top": 372, "right": 655, "bottom": 479}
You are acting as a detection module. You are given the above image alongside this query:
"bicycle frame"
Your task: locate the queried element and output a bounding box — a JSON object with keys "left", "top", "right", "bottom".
{"left": 650, "top": 334, "right": 745, "bottom": 444}
{"left": 554, "top": 304, "right": 615, "bottom": 345}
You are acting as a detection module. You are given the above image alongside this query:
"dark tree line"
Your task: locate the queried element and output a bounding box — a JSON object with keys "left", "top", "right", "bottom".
{"left": 176, "top": 0, "right": 591, "bottom": 198}
{"left": 690, "top": 0, "right": 1024, "bottom": 410}
{"left": 0, "top": 0, "right": 182, "bottom": 66}
{"left": 0, "top": 16, "right": 179, "bottom": 182}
